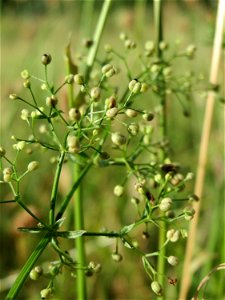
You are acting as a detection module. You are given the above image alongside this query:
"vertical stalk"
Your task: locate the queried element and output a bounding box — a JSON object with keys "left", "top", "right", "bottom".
{"left": 154, "top": 0, "right": 166, "bottom": 297}
{"left": 179, "top": 1, "right": 225, "bottom": 298}
{"left": 71, "top": 1, "right": 112, "bottom": 299}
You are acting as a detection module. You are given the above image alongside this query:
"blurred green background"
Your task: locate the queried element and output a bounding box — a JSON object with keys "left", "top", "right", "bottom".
{"left": 0, "top": 1, "right": 224, "bottom": 299}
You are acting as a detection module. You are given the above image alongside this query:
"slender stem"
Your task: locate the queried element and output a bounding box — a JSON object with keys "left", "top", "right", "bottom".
{"left": 49, "top": 151, "right": 65, "bottom": 225}
{"left": 72, "top": 2, "right": 112, "bottom": 299}
{"left": 6, "top": 234, "right": 50, "bottom": 300}
{"left": 55, "top": 162, "right": 92, "bottom": 221}
{"left": 154, "top": 0, "right": 166, "bottom": 297}
{"left": 84, "top": 0, "right": 112, "bottom": 82}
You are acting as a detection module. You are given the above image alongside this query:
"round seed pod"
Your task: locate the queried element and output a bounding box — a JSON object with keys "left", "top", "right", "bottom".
{"left": 102, "top": 64, "right": 113, "bottom": 74}
{"left": 41, "top": 53, "right": 52, "bottom": 65}
{"left": 69, "top": 108, "right": 81, "bottom": 122}
{"left": 112, "top": 252, "right": 123, "bottom": 262}
{"left": 90, "top": 87, "right": 101, "bottom": 100}
{"left": 167, "top": 256, "right": 179, "bottom": 266}
{"left": 74, "top": 74, "right": 84, "bottom": 85}
{"left": 143, "top": 112, "right": 154, "bottom": 121}
{"left": 127, "top": 123, "right": 139, "bottom": 136}
{"left": 27, "top": 161, "right": 39, "bottom": 172}
{"left": 105, "top": 96, "right": 117, "bottom": 109}
{"left": 125, "top": 109, "right": 138, "bottom": 118}
{"left": 159, "top": 197, "right": 172, "bottom": 212}
{"left": 111, "top": 132, "right": 126, "bottom": 146}
{"left": 23, "top": 79, "right": 31, "bottom": 89}
{"left": 9, "top": 94, "right": 18, "bottom": 100}
{"left": 159, "top": 41, "right": 168, "bottom": 50}
{"left": 151, "top": 281, "right": 163, "bottom": 296}
{"left": 113, "top": 185, "right": 124, "bottom": 197}
{"left": 106, "top": 107, "right": 118, "bottom": 119}
{"left": 166, "top": 229, "right": 180, "bottom": 242}
{"left": 65, "top": 74, "right": 74, "bottom": 84}
{"left": 140, "top": 83, "right": 149, "bottom": 93}
{"left": 40, "top": 288, "right": 53, "bottom": 299}
{"left": 67, "top": 135, "right": 79, "bottom": 149}
{"left": 21, "top": 109, "right": 30, "bottom": 121}
{"left": 46, "top": 95, "right": 58, "bottom": 107}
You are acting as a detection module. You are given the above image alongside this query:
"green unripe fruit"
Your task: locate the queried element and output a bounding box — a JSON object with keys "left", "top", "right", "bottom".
{"left": 29, "top": 266, "right": 43, "bottom": 280}
{"left": 21, "top": 109, "right": 29, "bottom": 121}
{"left": 111, "top": 132, "right": 127, "bottom": 146}
{"left": 113, "top": 185, "right": 124, "bottom": 197}
{"left": 74, "top": 74, "right": 84, "bottom": 85}
{"left": 184, "top": 207, "right": 195, "bottom": 220}
{"left": 104, "top": 44, "right": 112, "bottom": 53}
{"left": 145, "top": 41, "right": 155, "bottom": 51}
{"left": 41, "top": 53, "right": 52, "bottom": 65}
{"left": 167, "top": 256, "right": 179, "bottom": 266}
{"left": 159, "top": 41, "right": 168, "bottom": 50}
{"left": 140, "top": 83, "right": 149, "bottom": 93}
{"left": 151, "top": 281, "right": 163, "bottom": 296}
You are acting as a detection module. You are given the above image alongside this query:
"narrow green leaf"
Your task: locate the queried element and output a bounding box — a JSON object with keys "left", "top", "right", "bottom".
{"left": 6, "top": 234, "right": 50, "bottom": 300}
{"left": 57, "top": 230, "right": 86, "bottom": 239}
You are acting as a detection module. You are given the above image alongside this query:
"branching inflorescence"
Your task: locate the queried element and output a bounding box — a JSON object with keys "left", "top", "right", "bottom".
{"left": 1, "top": 35, "right": 200, "bottom": 299}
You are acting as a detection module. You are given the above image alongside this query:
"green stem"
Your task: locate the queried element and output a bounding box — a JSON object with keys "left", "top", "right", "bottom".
{"left": 84, "top": 0, "right": 112, "bottom": 82}
{"left": 72, "top": 2, "right": 111, "bottom": 299}
{"left": 49, "top": 151, "right": 65, "bottom": 225}
{"left": 154, "top": 0, "right": 166, "bottom": 297}
{"left": 6, "top": 234, "right": 50, "bottom": 300}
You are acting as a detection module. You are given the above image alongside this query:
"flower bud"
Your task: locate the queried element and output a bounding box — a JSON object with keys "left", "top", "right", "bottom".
{"left": 102, "top": 64, "right": 113, "bottom": 74}
{"left": 40, "top": 288, "right": 53, "bottom": 299}
{"left": 104, "top": 44, "right": 112, "bottom": 53}
{"left": 69, "top": 108, "right": 81, "bottom": 122}
{"left": 159, "top": 197, "right": 172, "bottom": 212}
{"left": 119, "top": 32, "right": 127, "bottom": 41}
{"left": 23, "top": 79, "right": 31, "bottom": 88}
{"left": 21, "top": 109, "right": 30, "bottom": 121}
{"left": 46, "top": 95, "right": 58, "bottom": 107}
{"left": 112, "top": 252, "right": 123, "bottom": 262}
{"left": 184, "top": 207, "right": 195, "bottom": 220}
{"left": 143, "top": 112, "right": 154, "bottom": 121}
{"left": 159, "top": 41, "right": 168, "bottom": 50}
{"left": 41, "top": 53, "right": 52, "bottom": 65}
{"left": 167, "top": 256, "right": 179, "bottom": 266}
{"left": 90, "top": 87, "right": 101, "bottom": 100}
{"left": 186, "top": 44, "right": 196, "bottom": 59}
{"left": 74, "top": 74, "right": 84, "bottom": 85}
{"left": 27, "top": 161, "right": 39, "bottom": 172}
{"left": 140, "top": 83, "right": 149, "bottom": 93}
{"left": 113, "top": 185, "right": 124, "bottom": 197}
{"left": 16, "top": 141, "right": 26, "bottom": 151}
{"left": 127, "top": 123, "right": 139, "bottom": 136}
{"left": 21, "top": 69, "right": 30, "bottom": 79}
{"left": 9, "top": 93, "right": 18, "bottom": 100}
{"left": 145, "top": 41, "right": 155, "bottom": 52}
{"left": 166, "top": 229, "right": 180, "bottom": 242}
{"left": 188, "top": 194, "right": 199, "bottom": 202}
{"left": 67, "top": 135, "right": 80, "bottom": 153}
{"left": 29, "top": 266, "right": 43, "bottom": 280}
{"left": 106, "top": 107, "right": 118, "bottom": 119}
{"left": 129, "top": 80, "right": 141, "bottom": 94}
{"left": 151, "top": 281, "right": 163, "bottom": 296}
{"left": 125, "top": 109, "right": 138, "bottom": 118}
{"left": 111, "top": 132, "right": 126, "bottom": 146}
{"left": 65, "top": 74, "right": 74, "bottom": 84}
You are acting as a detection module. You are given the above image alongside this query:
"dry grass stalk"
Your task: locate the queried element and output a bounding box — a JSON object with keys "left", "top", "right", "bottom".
{"left": 179, "top": 0, "right": 225, "bottom": 298}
